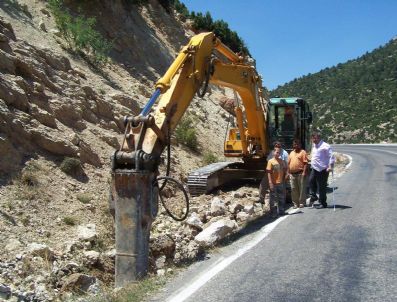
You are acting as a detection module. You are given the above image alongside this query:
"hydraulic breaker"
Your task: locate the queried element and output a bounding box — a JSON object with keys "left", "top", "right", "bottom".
{"left": 111, "top": 169, "right": 158, "bottom": 287}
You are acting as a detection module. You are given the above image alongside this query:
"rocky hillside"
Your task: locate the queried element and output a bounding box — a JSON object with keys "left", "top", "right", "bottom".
{"left": 0, "top": 0, "right": 239, "bottom": 300}
{"left": 272, "top": 38, "right": 397, "bottom": 143}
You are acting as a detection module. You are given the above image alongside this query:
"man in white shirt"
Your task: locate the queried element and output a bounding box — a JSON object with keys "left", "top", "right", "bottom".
{"left": 309, "top": 131, "right": 335, "bottom": 208}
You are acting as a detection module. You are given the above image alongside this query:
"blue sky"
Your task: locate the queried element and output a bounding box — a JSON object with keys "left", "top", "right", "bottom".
{"left": 180, "top": 0, "right": 397, "bottom": 90}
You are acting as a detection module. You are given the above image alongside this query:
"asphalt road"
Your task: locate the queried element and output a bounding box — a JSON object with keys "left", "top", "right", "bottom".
{"left": 151, "top": 144, "right": 397, "bottom": 302}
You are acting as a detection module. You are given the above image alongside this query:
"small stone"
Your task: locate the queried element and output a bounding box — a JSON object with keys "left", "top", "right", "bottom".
{"left": 157, "top": 269, "right": 166, "bottom": 276}
{"left": 27, "top": 243, "right": 54, "bottom": 260}
{"left": 77, "top": 224, "right": 97, "bottom": 242}
{"left": 155, "top": 255, "right": 166, "bottom": 269}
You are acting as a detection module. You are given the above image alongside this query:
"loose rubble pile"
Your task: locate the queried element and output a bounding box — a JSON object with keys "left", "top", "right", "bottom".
{"left": 0, "top": 185, "right": 268, "bottom": 301}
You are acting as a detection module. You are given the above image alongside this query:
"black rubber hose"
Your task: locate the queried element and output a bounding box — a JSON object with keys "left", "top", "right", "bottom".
{"left": 154, "top": 176, "right": 189, "bottom": 221}
{"left": 197, "top": 58, "right": 211, "bottom": 98}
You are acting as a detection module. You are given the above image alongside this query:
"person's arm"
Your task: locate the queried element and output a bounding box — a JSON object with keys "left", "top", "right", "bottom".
{"left": 266, "top": 161, "right": 273, "bottom": 190}
{"left": 267, "top": 170, "right": 274, "bottom": 191}
{"left": 284, "top": 161, "right": 289, "bottom": 181}
{"left": 302, "top": 150, "right": 308, "bottom": 176}
{"left": 327, "top": 146, "right": 335, "bottom": 172}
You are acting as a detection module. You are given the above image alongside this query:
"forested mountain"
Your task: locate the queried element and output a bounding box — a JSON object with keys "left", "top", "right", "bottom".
{"left": 272, "top": 38, "right": 397, "bottom": 143}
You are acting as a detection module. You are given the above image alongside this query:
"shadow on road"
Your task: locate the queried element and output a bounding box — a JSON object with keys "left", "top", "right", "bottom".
{"left": 326, "top": 186, "right": 338, "bottom": 193}
{"left": 329, "top": 205, "right": 352, "bottom": 210}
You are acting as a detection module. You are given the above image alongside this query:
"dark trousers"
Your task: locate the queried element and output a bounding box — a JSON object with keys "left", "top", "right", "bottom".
{"left": 309, "top": 169, "right": 329, "bottom": 206}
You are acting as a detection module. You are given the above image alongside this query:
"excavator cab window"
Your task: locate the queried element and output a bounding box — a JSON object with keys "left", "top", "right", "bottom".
{"left": 268, "top": 97, "right": 312, "bottom": 152}
{"left": 268, "top": 105, "right": 297, "bottom": 151}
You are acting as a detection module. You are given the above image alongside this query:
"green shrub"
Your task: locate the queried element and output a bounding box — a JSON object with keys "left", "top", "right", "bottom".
{"left": 77, "top": 193, "right": 92, "bottom": 204}
{"left": 63, "top": 216, "right": 77, "bottom": 226}
{"left": 48, "top": 0, "right": 112, "bottom": 63}
{"left": 189, "top": 11, "right": 250, "bottom": 55}
{"left": 21, "top": 216, "right": 30, "bottom": 226}
{"left": 60, "top": 157, "right": 82, "bottom": 176}
{"left": 203, "top": 151, "right": 218, "bottom": 165}
{"left": 175, "top": 115, "right": 198, "bottom": 150}
{"left": 20, "top": 170, "right": 39, "bottom": 186}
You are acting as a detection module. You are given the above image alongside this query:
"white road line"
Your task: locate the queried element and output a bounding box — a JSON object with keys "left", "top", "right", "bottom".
{"left": 344, "top": 154, "right": 353, "bottom": 170}
{"left": 166, "top": 212, "right": 295, "bottom": 302}
{"left": 361, "top": 148, "right": 397, "bottom": 156}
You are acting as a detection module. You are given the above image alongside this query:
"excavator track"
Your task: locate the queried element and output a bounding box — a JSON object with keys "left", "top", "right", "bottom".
{"left": 187, "top": 161, "right": 266, "bottom": 196}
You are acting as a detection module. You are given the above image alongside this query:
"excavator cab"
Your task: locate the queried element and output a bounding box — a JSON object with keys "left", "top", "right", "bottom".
{"left": 268, "top": 97, "right": 312, "bottom": 152}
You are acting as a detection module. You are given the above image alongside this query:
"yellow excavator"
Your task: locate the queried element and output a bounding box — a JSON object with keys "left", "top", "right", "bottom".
{"left": 110, "top": 32, "right": 312, "bottom": 286}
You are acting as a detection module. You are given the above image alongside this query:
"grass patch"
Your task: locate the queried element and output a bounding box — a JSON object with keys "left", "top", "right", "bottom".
{"left": 83, "top": 274, "right": 168, "bottom": 302}
{"left": 203, "top": 151, "right": 218, "bottom": 165}
{"left": 77, "top": 192, "right": 92, "bottom": 204}
{"left": 175, "top": 115, "right": 198, "bottom": 151}
{"left": 60, "top": 157, "right": 82, "bottom": 176}
{"left": 20, "top": 170, "right": 39, "bottom": 187}
{"left": 21, "top": 216, "right": 30, "bottom": 226}
{"left": 15, "top": 162, "right": 43, "bottom": 201}
{"left": 63, "top": 216, "right": 77, "bottom": 226}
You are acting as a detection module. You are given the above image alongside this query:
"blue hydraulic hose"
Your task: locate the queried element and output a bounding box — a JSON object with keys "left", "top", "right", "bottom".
{"left": 140, "top": 88, "right": 161, "bottom": 116}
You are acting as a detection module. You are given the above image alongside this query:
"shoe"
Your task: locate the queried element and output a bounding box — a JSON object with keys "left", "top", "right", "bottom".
{"left": 316, "top": 203, "right": 328, "bottom": 209}
{"left": 308, "top": 195, "right": 317, "bottom": 207}
{"left": 299, "top": 204, "right": 304, "bottom": 208}
{"left": 293, "top": 205, "right": 298, "bottom": 209}
{"left": 310, "top": 195, "right": 318, "bottom": 202}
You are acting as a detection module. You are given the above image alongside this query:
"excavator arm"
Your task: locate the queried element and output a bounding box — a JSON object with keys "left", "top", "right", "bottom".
{"left": 211, "top": 59, "right": 268, "bottom": 157}
{"left": 112, "top": 32, "right": 268, "bottom": 173}
{"left": 110, "top": 32, "right": 269, "bottom": 287}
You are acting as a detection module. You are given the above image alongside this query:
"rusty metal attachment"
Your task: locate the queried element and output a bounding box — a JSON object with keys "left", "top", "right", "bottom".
{"left": 111, "top": 170, "right": 158, "bottom": 287}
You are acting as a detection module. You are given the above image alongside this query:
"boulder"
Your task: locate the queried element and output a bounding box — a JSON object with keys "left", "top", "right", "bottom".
{"left": 244, "top": 204, "right": 255, "bottom": 215}
{"left": 236, "top": 212, "right": 250, "bottom": 223}
{"left": 5, "top": 238, "right": 22, "bottom": 252}
{"left": 185, "top": 212, "right": 203, "bottom": 230}
{"left": 0, "top": 283, "right": 11, "bottom": 300}
{"left": 77, "top": 224, "right": 97, "bottom": 242}
{"left": 195, "top": 218, "right": 238, "bottom": 247}
{"left": 61, "top": 273, "right": 96, "bottom": 293}
{"left": 27, "top": 243, "right": 55, "bottom": 260}
{"left": 210, "top": 197, "right": 227, "bottom": 216}
{"left": 150, "top": 234, "right": 175, "bottom": 259}
{"left": 83, "top": 251, "right": 100, "bottom": 267}
{"left": 228, "top": 202, "right": 244, "bottom": 214}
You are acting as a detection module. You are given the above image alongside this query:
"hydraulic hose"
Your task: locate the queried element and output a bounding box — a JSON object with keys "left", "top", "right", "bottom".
{"left": 153, "top": 176, "right": 189, "bottom": 221}
{"left": 140, "top": 88, "right": 161, "bottom": 116}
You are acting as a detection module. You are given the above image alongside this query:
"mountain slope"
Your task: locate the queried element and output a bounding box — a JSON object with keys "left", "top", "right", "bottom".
{"left": 272, "top": 38, "right": 397, "bottom": 143}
